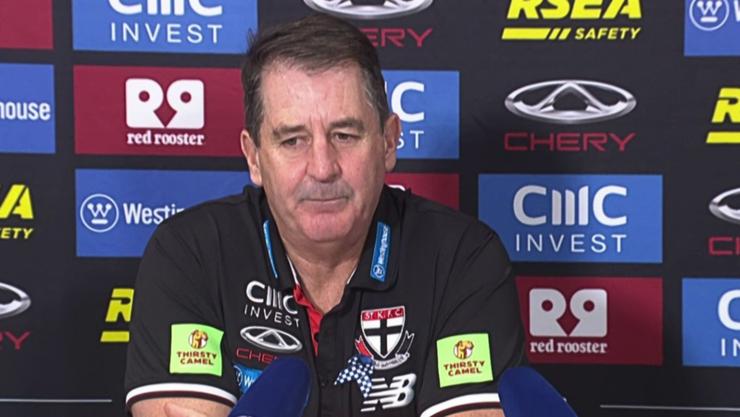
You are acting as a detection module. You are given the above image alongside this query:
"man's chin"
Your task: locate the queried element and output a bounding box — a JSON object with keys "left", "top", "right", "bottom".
{"left": 298, "top": 216, "right": 356, "bottom": 244}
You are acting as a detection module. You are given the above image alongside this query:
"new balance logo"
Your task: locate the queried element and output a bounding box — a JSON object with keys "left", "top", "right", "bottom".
{"left": 360, "top": 373, "right": 416, "bottom": 413}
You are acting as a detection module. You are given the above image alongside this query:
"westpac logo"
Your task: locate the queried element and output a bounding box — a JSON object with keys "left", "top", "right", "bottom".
{"left": 479, "top": 174, "right": 662, "bottom": 263}
{"left": 518, "top": 276, "right": 663, "bottom": 364}
{"left": 0, "top": 64, "right": 55, "bottom": 154}
{"left": 385, "top": 173, "right": 459, "bottom": 209}
{"left": 686, "top": 0, "right": 740, "bottom": 55}
{"left": 683, "top": 278, "right": 740, "bottom": 366}
{"left": 502, "top": 0, "right": 643, "bottom": 41}
{"left": 76, "top": 169, "right": 248, "bottom": 257}
{"left": 74, "top": 66, "right": 243, "bottom": 157}
{"left": 705, "top": 87, "right": 740, "bottom": 144}
{"left": 72, "top": 0, "right": 257, "bottom": 53}
{"left": 383, "top": 71, "right": 459, "bottom": 159}
{"left": 0, "top": 1, "right": 53, "bottom": 49}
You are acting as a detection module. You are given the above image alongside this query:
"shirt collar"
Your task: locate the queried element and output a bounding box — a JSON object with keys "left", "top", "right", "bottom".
{"left": 256, "top": 186, "right": 401, "bottom": 292}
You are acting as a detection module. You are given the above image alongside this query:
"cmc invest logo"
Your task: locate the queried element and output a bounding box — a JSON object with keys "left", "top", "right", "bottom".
{"left": 686, "top": 0, "right": 740, "bottom": 55}
{"left": 517, "top": 276, "right": 662, "bottom": 364}
{"left": 383, "top": 70, "right": 459, "bottom": 159}
{"left": 501, "top": 0, "right": 643, "bottom": 41}
{"left": 683, "top": 278, "right": 740, "bottom": 366}
{"left": 0, "top": 282, "right": 32, "bottom": 351}
{"left": 76, "top": 169, "right": 248, "bottom": 257}
{"left": 0, "top": 64, "right": 55, "bottom": 154}
{"left": 479, "top": 174, "right": 662, "bottom": 263}
{"left": 705, "top": 87, "right": 740, "bottom": 145}
{"left": 72, "top": 0, "right": 257, "bottom": 53}
{"left": 74, "top": 66, "right": 243, "bottom": 157}
{"left": 503, "top": 80, "right": 637, "bottom": 153}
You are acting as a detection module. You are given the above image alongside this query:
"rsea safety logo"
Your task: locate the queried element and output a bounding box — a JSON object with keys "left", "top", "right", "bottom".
{"left": 76, "top": 169, "right": 248, "bottom": 257}
{"left": 0, "top": 282, "right": 32, "bottom": 351}
{"left": 708, "top": 187, "right": 740, "bottom": 257}
{"left": 385, "top": 173, "right": 459, "bottom": 209}
{"left": 74, "top": 66, "right": 243, "bottom": 157}
{"left": 0, "top": 0, "right": 53, "bottom": 49}
{"left": 517, "top": 276, "right": 663, "bottom": 364}
{"left": 303, "top": 0, "right": 434, "bottom": 48}
{"left": 72, "top": 0, "right": 257, "bottom": 54}
{"left": 501, "top": 0, "right": 643, "bottom": 41}
{"left": 0, "top": 64, "right": 55, "bottom": 154}
{"left": 0, "top": 184, "right": 35, "bottom": 241}
{"left": 479, "top": 174, "right": 662, "bottom": 263}
{"left": 503, "top": 80, "right": 637, "bottom": 153}
{"left": 705, "top": 87, "right": 740, "bottom": 145}
{"left": 685, "top": 0, "right": 740, "bottom": 56}
{"left": 101, "top": 288, "right": 134, "bottom": 343}
{"left": 683, "top": 278, "right": 740, "bottom": 366}
{"left": 383, "top": 71, "right": 459, "bottom": 159}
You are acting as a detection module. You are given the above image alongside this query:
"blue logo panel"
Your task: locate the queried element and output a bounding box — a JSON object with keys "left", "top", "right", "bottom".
{"left": 683, "top": 278, "right": 740, "bottom": 366}
{"left": 479, "top": 174, "right": 662, "bottom": 263}
{"left": 233, "top": 363, "right": 262, "bottom": 394}
{"left": 76, "top": 169, "right": 249, "bottom": 257}
{"left": 72, "top": 0, "right": 258, "bottom": 53}
{"left": 685, "top": 0, "right": 740, "bottom": 56}
{"left": 0, "top": 64, "right": 55, "bottom": 154}
{"left": 383, "top": 71, "right": 459, "bottom": 159}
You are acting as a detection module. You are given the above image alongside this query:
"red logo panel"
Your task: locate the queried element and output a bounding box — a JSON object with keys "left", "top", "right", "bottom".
{"left": 385, "top": 173, "right": 459, "bottom": 209}
{"left": 0, "top": 0, "right": 53, "bottom": 50}
{"left": 74, "top": 66, "right": 243, "bottom": 157}
{"left": 516, "top": 276, "right": 663, "bottom": 365}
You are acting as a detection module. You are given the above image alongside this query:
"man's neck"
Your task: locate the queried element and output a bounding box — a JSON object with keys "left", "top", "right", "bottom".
{"left": 282, "top": 237, "right": 365, "bottom": 314}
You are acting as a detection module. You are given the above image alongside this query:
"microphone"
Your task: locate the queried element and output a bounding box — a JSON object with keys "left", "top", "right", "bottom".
{"left": 228, "top": 357, "right": 311, "bottom": 417}
{"left": 499, "top": 366, "right": 578, "bottom": 417}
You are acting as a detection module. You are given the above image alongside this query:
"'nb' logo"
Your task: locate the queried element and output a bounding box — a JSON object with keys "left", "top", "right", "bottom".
{"left": 690, "top": 0, "right": 731, "bottom": 31}
{"left": 80, "top": 194, "right": 120, "bottom": 233}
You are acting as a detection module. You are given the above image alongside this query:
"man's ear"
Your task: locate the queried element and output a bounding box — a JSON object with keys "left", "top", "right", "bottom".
{"left": 382, "top": 113, "right": 400, "bottom": 172}
{"left": 240, "top": 129, "right": 263, "bottom": 186}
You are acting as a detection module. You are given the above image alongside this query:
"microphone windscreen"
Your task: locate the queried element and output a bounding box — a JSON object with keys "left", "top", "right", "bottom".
{"left": 228, "top": 356, "right": 311, "bottom": 417}
{"left": 499, "top": 366, "right": 578, "bottom": 417}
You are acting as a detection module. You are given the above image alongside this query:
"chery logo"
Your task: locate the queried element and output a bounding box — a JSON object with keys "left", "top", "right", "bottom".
{"left": 304, "top": 0, "right": 433, "bottom": 19}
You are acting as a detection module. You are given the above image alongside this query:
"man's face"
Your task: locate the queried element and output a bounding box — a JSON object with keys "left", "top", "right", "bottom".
{"left": 241, "top": 63, "right": 399, "bottom": 246}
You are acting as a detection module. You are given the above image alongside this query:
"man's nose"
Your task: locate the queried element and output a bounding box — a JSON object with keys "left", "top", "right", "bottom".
{"left": 307, "top": 136, "right": 341, "bottom": 182}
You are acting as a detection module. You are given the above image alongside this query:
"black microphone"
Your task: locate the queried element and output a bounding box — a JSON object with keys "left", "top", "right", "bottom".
{"left": 227, "top": 357, "right": 311, "bottom": 417}
{"left": 499, "top": 366, "right": 578, "bottom": 417}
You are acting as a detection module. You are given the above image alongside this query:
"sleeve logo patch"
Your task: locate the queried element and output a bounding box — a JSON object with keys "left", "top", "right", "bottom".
{"left": 170, "top": 323, "right": 224, "bottom": 376}
{"left": 436, "top": 333, "right": 493, "bottom": 388}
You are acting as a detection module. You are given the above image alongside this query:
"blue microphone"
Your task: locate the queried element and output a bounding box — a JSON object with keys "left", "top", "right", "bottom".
{"left": 228, "top": 357, "right": 311, "bottom": 417}
{"left": 499, "top": 367, "right": 578, "bottom": 417}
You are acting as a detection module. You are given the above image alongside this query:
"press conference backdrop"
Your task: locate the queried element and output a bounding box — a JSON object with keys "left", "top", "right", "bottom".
{"left": 1, "top": 0, "right": 739, "bottom": 416}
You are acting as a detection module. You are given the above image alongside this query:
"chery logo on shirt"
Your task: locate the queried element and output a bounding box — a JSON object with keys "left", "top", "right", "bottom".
{"left": 74, "top": 66, "right": 243, "bottom": 157}
{"left": 517, "top": 276, "right": 663, "bottom": 365}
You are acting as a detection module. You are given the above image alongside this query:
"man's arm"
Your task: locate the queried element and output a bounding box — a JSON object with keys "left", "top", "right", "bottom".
{"left": 132, "top": 397, "right": 230, "bottom": 417}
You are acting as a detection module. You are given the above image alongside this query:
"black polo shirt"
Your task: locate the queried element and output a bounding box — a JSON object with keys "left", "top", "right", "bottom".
{"left": 125, "top": 185, "right": 525, "bottom": 417}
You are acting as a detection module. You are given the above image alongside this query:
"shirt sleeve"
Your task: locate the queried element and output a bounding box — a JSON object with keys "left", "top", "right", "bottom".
{"left": 417, "top": 225, "right": 526, "bottom": 417}
{"left": 124, "top": 222, "right": 239, "bottom": 410}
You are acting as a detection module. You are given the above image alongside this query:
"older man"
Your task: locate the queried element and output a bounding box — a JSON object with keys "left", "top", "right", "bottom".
{"left": 125, "top": 14, "right": 524, "bottom": 417}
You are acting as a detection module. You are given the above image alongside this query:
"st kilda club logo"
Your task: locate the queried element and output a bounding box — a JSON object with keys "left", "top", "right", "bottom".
{"left": 356, "top": 306, "right": 415, "bottom": 370}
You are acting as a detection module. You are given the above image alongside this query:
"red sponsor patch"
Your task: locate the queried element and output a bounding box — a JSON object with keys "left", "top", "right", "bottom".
{"left": 0, "top": 0, "right": 53, "bottom": 50}
{"left": 516, "top": 276, "right": 663, "bottom": 365}
{"left": 74, "top": 66, "right": 243, "bottom": 157}
{"left": 385, "top": 173, "right": 459, "bottom": 209}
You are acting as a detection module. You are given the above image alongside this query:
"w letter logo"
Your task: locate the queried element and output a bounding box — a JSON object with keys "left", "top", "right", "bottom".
{"left": 80, "top": 193, "right": 120, "bottom": 233}
{"left": 690, "top": 0, "right": 730, "bottom": 31}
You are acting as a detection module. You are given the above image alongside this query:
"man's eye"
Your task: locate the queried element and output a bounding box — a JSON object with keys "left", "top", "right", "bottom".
{"left": 281, "top": 137, "right": 299, "bottom": 147}
{"left": 334, "top": 132, "right": 358, "bottom": 142}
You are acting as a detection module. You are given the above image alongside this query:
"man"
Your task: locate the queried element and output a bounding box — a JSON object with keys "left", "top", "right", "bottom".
{"left": 125, "top": 14, "right": 524, "bottom": 417}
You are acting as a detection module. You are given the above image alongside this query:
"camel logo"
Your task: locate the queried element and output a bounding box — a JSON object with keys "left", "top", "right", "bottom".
{"left": 454, "top": 340, "right": 474, "bottom": 360}
{"left": 304, "top": 0, "right": 434, "bottom": 19}
{"left": 189, "top": 329, "right": 208, "bottom": 349}
{"left": 689, "top": 0, "right": 731, "bottom": 31}
{"left": 80, "top": 193, "right": 120, "bottom": 233}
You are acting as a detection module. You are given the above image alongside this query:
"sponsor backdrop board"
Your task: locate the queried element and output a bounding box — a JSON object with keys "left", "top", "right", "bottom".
{"left": 0, "top": 1, "right": 739, "bottom": 416}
